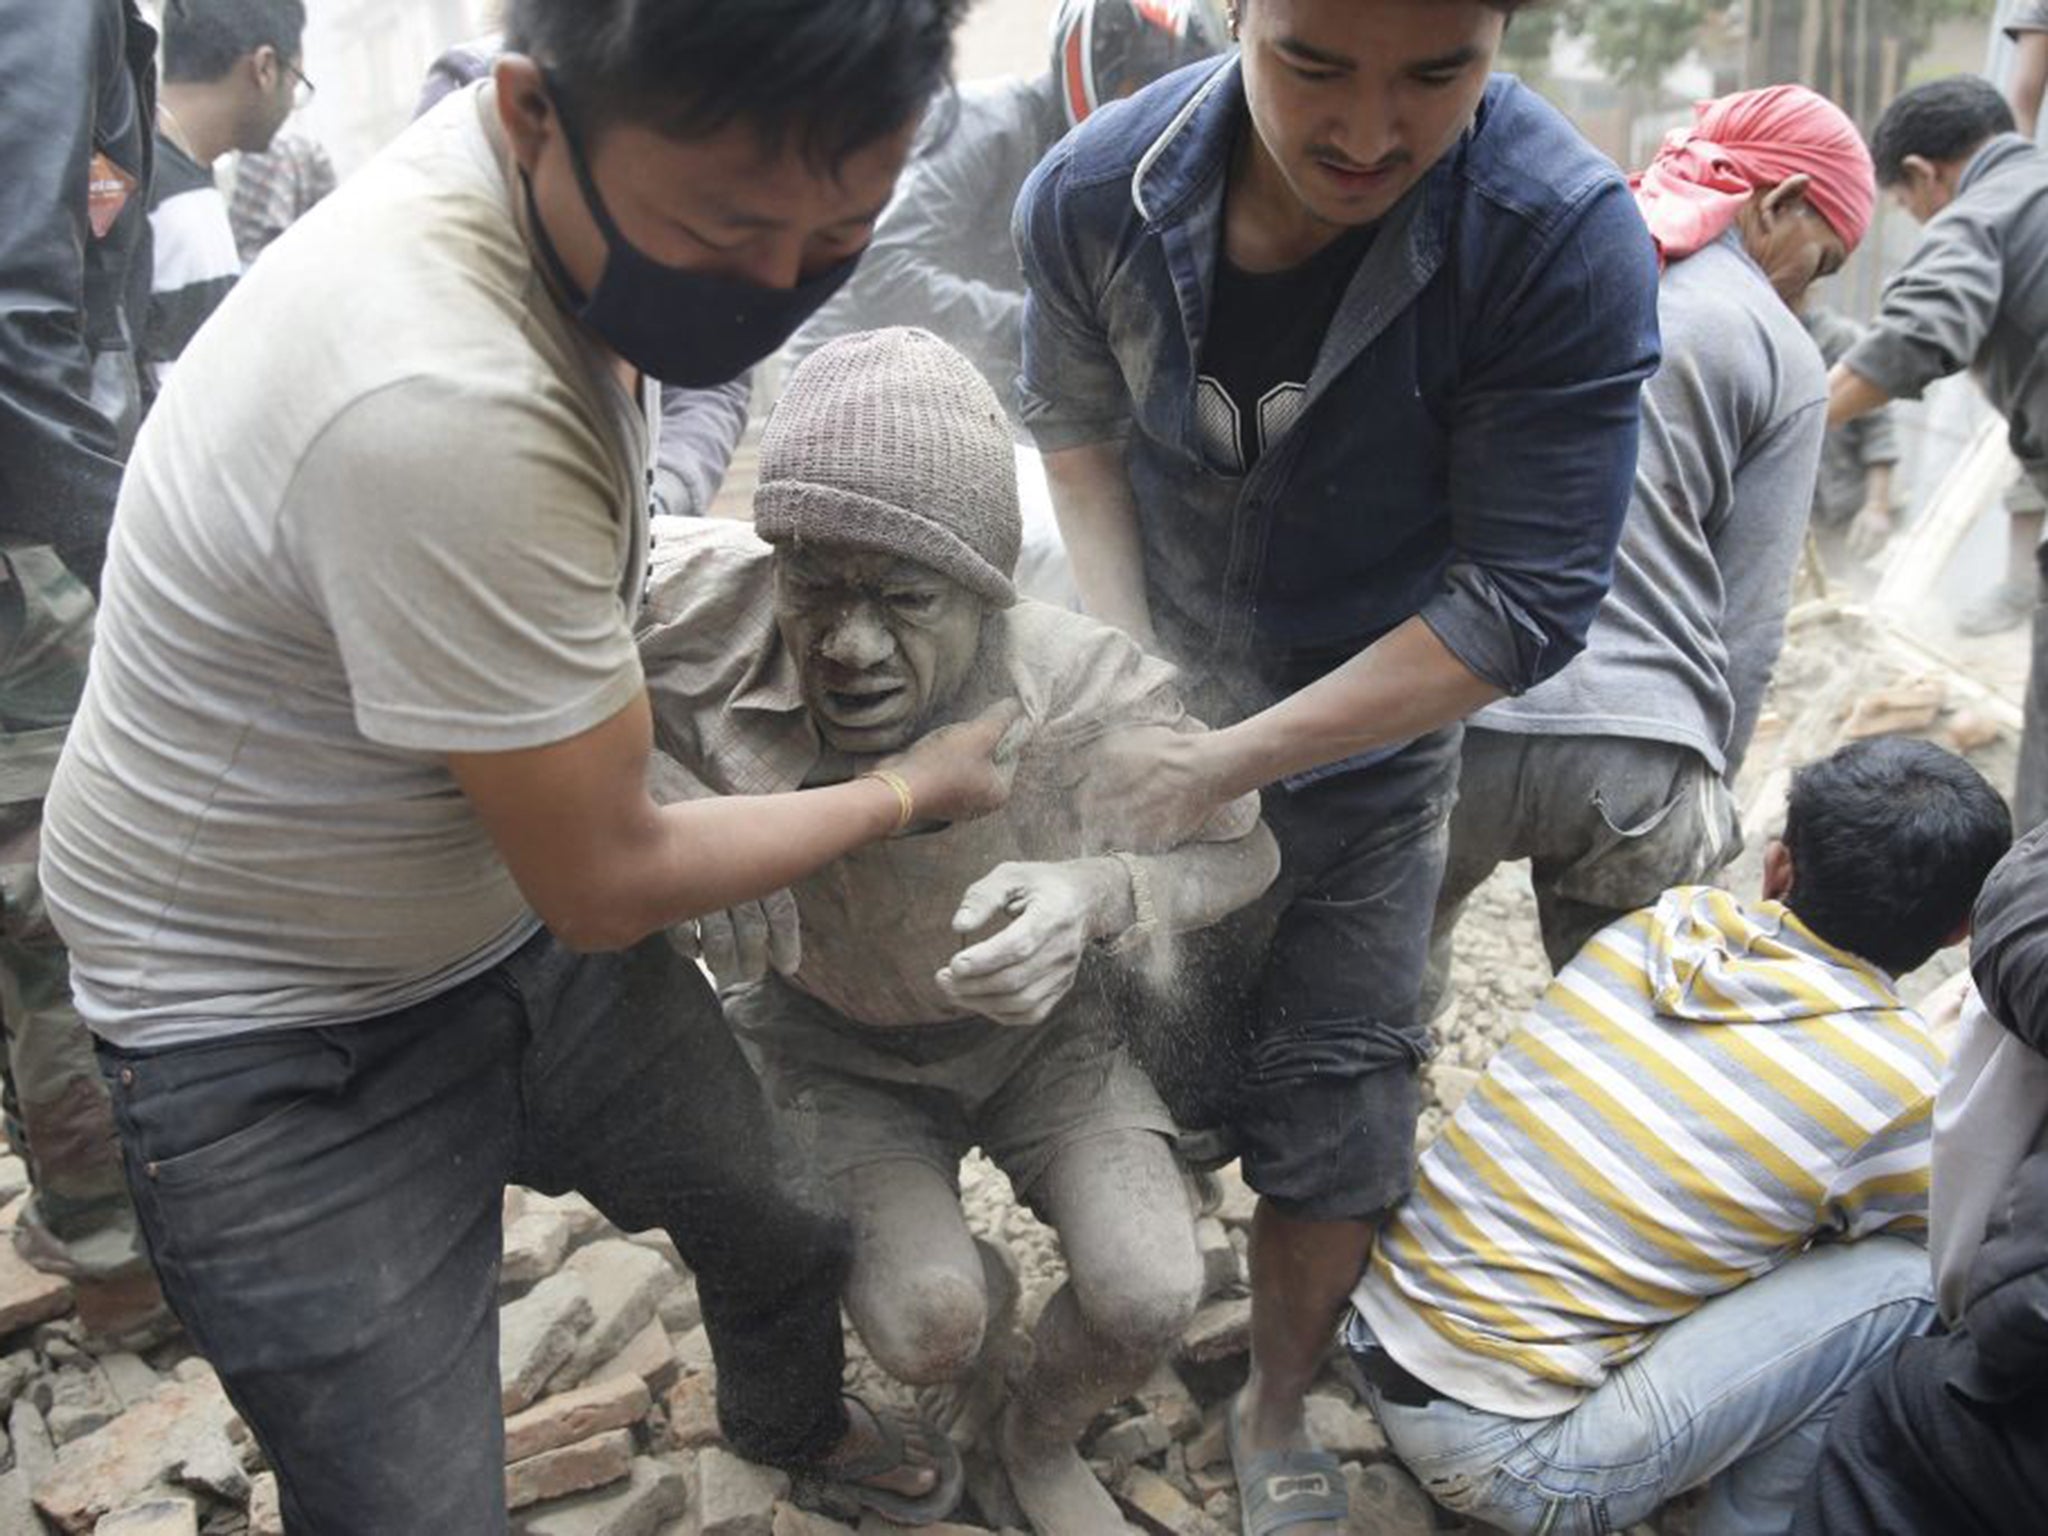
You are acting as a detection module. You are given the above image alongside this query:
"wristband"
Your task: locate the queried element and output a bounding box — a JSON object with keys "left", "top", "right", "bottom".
{"left": 1103, "top": 850, "right": 1159, "bottom": 956}
{"left": 861, "top": 769, "right": 916, "bottom": 833}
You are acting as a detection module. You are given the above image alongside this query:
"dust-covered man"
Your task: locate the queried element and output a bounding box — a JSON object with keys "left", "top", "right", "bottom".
{"left": 639, "top": 328, "right": 1280, "bottom": 1536}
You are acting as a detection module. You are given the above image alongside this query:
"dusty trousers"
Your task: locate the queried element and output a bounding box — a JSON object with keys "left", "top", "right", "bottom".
{"left": 96, "top": 928, "right": 853, "bottom": 1535}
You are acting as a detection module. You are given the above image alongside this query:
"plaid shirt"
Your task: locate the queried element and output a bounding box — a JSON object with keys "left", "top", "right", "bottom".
{"left": 637, "top": 518, "right": 1261, "bottom": 1025}
{"left": 228, "top": 132, "right": 336, "bottom": 266}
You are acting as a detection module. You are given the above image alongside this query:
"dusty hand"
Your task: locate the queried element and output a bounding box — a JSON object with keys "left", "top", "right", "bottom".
{"left": 879, "top": 699, "right": 1026, "bottom": 827}
{"left": 1077, "top": 724, "right": 1231, "bottom": 853}
{"left": 668, "top": 887, "right": 801, "bottom": 989}
{"left": 935, "top": 860, "right": 1127, "bottom": 1027}
{"left": 1846, "top": 504, "right": 1894, "bottom": 561}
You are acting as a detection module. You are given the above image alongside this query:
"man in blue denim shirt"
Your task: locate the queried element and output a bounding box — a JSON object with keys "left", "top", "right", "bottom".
{"left": 1014, "top": 3, "right": 1658, "bottom": 1529}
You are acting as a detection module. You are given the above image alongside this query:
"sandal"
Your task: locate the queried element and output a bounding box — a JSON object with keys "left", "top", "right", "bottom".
{"left": 1227, "top": 1397, "right": 1351, "bottom": 1535}
{"left": 809, "top": 1393, "right": 966, "bottom": 1527}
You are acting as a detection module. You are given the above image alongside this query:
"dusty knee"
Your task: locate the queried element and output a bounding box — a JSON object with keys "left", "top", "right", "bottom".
{"left": 1075, "top": 1258, "right": 1202, "bottom": 1361}
{"left": 859, "top": 1266, "right": 989, "bottom": 1385}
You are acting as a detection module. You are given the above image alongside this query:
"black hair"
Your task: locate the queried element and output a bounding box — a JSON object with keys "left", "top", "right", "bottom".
{"left": 1781, "top": 737, "right": 2012, "bottom": 975}
{"left": 1870, "top": 76, "right": 2016, "bottom": 186}
{"left": 163, "top": 0, "right": 305, "bottom": 83}
{"left": 503, "top": 0, "right": 971, "bottom": 169}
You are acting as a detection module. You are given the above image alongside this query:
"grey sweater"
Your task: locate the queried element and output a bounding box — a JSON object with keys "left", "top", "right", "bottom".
{"left": 786, "top": 73, "right": 1065, "bottom": 417}
{"left": 1846, "top": 135, "right": 2048, "bottom": 497}
{"left": 1476, "top": 235, "right": 1826, "bottom": 777}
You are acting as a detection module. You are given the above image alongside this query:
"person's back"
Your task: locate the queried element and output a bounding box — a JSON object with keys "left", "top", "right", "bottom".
{"left": 47, "top": 85, "right": 650, "bottom": 1043}
{"left": 1366, "top": 883, "right": 1939, "bottom": 1411}
{"left": 1475, "top": 234, "right": 1827, "bottom": 780}
{"left": 1353, "top": 736, "right": 2012, "bottom": 1536}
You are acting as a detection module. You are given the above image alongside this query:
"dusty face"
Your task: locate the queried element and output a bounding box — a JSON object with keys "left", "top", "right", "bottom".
{"left": 1739, "top": 183, "right": 1850, "bottom": 309}
{"left": 774, "top": 545, "right": 987, "bottom": 756}
{"left": 1236, "top": 0, "right": 1504, "bottom": 231}
{"left": 495, "top": 56, "right": 912, "bottom": 301}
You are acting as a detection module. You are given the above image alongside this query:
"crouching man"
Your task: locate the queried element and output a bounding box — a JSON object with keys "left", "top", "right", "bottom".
{"left": 639, "top": 328, "right": 1280, "bottom": 1535}
{"left": 1349, "top": 737, "right": 2011, "bottom": 1536}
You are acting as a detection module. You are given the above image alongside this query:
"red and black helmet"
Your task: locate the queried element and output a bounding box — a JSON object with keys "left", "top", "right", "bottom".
{"left": 1050, "top": 0, "right": 1224, "bottom": 129}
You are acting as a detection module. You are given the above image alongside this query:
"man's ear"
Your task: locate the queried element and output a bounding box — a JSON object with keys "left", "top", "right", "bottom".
{"left": 248, "top": 43, "right": 282, "bottom": 94}
{"left": 1758, "top": 172, "right": 1814, "bottom": 225}
{"left": 493, "top": 55, "right": 555, "bottom": 171}
{"left": 1762, "top": 839, "right": 1795, "bottom": 904}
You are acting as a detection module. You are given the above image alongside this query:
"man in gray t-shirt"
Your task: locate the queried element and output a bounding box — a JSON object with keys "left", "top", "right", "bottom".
{"left": 1428, "top": 89, "right": 1870, "bottom": 1010}
{"left": 36, "top": 5, "right": 1017, "bottom": 1530}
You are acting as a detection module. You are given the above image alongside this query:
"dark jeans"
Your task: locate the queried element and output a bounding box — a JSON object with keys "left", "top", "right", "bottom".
{"left": 97, "top": 929, "right": 852, "bottom": 1535}
{"left": 1794, "top": 1331, "right": 2048, "bottom": 1536}
{"left": 1118, "top": 728, "right": 1459, "bottom": 1223}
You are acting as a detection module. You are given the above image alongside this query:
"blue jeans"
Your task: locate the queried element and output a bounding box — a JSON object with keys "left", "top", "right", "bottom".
{"left": 1358, "top": 1238, "right": 1935, "bottom": 1536}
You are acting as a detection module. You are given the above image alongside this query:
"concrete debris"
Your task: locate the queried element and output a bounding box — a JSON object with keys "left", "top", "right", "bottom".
{"left": 32, "top": 1373, "right": 245, "bottom": 1534}
{"left": 505, "top": 1374, "right": 652, "bottom": 1465}
{"left": 92, "top": 1494, "right": 200, "bottom": 1536}
{"left": 550, "top": 1242, "right": 681, "bottom": 1394}
{"left": 516, "top": 1455, "right": 687, "bottom": 1536}
{"left": 246, "top": 1472, "right": 283, "bottom": 1536}
{"left": 500, "top": 1272, "right": 596, "bottom": 1415}
{"left": 693, "top": 1443, "right": 789, "bottom": 1536}
{"left": 504, "top": 1209, "right": 576, "bottom": 1290}
{"left": 506, "top": 1426, "right": 635, "bottom": 1510}
{"left": 0, "top": 1240, "right": 75, "bottom": 1336}
{"left": 1177, "top": 1298, "right": 1253, "bottom": 1365}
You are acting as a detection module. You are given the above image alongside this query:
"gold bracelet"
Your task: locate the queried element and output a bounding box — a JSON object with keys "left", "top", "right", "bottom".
{"left": 860, "top": 769, "right": 915, "bottom": 833}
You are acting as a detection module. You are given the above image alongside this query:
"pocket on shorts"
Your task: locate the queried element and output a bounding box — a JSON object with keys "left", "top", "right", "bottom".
{"left": 1558, "top": 755, "right": 1738, "bottom": 911}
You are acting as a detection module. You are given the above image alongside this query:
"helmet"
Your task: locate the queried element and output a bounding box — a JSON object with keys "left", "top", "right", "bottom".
{"left": 1049, "top": 0, "right": 1223, "bottom": 129}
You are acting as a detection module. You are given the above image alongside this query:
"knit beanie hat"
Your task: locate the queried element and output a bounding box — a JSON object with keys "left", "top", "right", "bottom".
{"left": 754, "top": 328, "right": 1022, "bottom": 606}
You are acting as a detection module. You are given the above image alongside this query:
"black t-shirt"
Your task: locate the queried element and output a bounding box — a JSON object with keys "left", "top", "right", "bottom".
{"left": 1195, "top": 222, "right": 1375, "bottom": 475}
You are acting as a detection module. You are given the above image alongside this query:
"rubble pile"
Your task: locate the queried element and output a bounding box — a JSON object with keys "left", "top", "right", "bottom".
{"left": 0, "top": 1142, "right": 1497, "bottom": 1536}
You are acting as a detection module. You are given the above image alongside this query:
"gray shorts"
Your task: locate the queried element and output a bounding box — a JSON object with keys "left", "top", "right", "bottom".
{"left": 723, "top": 972, "right": 1176, "bottom": 1212}
{"left": 1428, "top": 730, "right": 1741, "bottom": 1015}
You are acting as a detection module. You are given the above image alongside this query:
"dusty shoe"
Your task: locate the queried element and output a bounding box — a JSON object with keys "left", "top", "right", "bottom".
{"left": 74, "top": 1271, "right": 180, "bottom": 1353}
{"left": 1957, "top": 580, "right": 2034, "bottom": 637}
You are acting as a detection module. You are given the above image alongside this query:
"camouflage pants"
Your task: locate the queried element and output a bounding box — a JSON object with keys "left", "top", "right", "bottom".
{"left": 0, "top": 544, "right": 146, "bottom": 1282}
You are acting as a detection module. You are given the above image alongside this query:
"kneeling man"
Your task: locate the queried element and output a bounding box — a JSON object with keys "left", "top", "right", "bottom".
{"left": 1350, "top": 738, "right": 2011, "bottom": 1536}
{"left": 639, "top": 328, "right": 1279, "bottom": 1535}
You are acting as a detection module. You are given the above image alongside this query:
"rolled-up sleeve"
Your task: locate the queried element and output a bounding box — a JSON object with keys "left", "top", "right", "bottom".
{"left": 1013, "top": 149, "right": 1134, "bottom": 452}
{"left": 1421, "top": 179, "right": 1662, "bottom": 694}
{"left": 1844, "top": 214, "right": 2005, "bottom": 402}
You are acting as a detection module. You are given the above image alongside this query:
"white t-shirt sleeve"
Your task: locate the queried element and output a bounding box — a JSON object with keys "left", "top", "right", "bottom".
{"left": 282, "top": 373, "right": 645, "bottom": 753}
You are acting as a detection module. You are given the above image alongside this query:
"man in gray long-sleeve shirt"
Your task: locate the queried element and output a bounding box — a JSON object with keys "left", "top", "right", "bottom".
{"left": 786, "top": 0, "right": 1218, "bottom": 415}
{"left": 1830, "top": 76, "right": 2048, "bottom": 830}
{"left": 1427, "top": 91, "right": 1867, "bottom": 1009}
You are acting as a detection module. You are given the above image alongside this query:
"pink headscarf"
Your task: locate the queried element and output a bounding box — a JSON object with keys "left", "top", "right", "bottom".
{"left": 1630, "top": 85, "right": 1876, "bottom": 265}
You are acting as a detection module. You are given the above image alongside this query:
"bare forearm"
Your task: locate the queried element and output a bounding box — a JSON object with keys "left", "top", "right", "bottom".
{"left": 1204, "top": 616, "right": 1501, "bottom": 795}
{"left": 1863, "top": 462, "right": 1895, "bottom": 513}
{"left": 1041, "top": 441, "right": 1157, "bottom": 644}
{"left": 1829, "top": 364, "right": 1893, "bottom": 429}
{"left": 640, "top": 782, "right": 899, "bottom": 928}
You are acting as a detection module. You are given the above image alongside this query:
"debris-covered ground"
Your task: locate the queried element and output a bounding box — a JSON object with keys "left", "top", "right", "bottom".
{"left": 0, "top": 598, "right": 2021, "bottom": 1536}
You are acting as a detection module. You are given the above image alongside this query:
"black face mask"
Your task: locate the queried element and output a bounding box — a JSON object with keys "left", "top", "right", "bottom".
{"left": 522, "top": 80, "right": 861, "bottom": 388}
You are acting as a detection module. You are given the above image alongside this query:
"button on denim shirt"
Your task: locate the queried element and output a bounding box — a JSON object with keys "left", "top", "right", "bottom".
{"left": 1015, "top": 60, "right": 1661, "bottom": 710}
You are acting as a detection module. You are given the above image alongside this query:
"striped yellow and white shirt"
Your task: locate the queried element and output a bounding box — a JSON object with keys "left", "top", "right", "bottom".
{"left": 1353, "top": 887, "right": 1941, "bottom": 1417}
